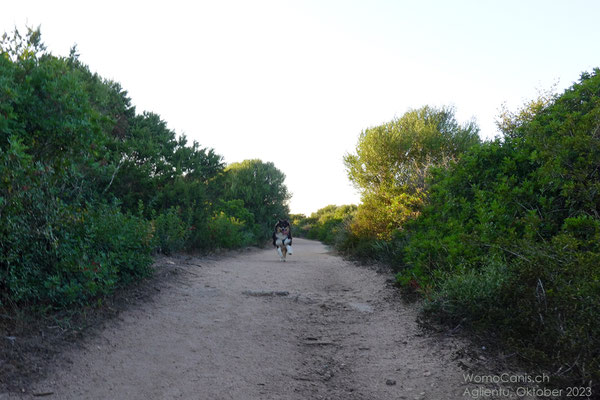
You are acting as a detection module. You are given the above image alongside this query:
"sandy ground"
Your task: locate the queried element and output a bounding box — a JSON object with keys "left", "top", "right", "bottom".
{"left": 4, "top": 238, "right": 534, "bottom": 400}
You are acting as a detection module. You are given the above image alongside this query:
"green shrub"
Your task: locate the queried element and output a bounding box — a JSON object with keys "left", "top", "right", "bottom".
{"left": 0, "top": 131, "right": 154, "bottom": 310}
{"left": 290, "top": 214, "right": 311, "bottom": 238}
{"left": 398, "top": 69, "right": 600, "bottom": 385}
{"left": 42, "top": 204, "right": 154, "bottom": 306}
{"left": 206, "top": 211, "right": 255, "bottom": 249}
{"left": 1, "top": 27, "right": 292, "bottom": 315}
{"left": 343, "top": 106, "right": 479, "bottom": 240}
{"left": 423, "top": 257, "right": 508, "bottom": 326}
{"left": 294, "top": 205, "right": 357, "bottom": 246}
{"left": 213, "top": 199, "right": 261, "bottom": 245}
{"left": 153, "top": 207, "right": 188, "bottom": 255}
{"left": 0, "top": 153, "right": 154, "bottom": 309}
{"left": 223, "top": 159, "right": 290, "bottom": 241}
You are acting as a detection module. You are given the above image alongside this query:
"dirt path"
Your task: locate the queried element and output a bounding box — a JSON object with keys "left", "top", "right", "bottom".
{"left": 7, "top": 239, "right": 518, "bottom": 399}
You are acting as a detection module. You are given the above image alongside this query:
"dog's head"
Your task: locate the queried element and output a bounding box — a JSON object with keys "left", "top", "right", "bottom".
{"left": 275, "top": 219, "right": 290, "bottom": 235}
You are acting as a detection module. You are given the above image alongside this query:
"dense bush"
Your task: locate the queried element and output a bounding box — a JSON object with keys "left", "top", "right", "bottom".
{"left": 0, "top": 144, "right": 153, "bottom": 309}
{"left": 223, "top": 159, "right": 291, "bottom": 241}
{"left": 293, "top": 205, "right": 357, "bottom": 245}
{"left": 327, "top": 106, "right": 480, "bottom": 261}
{"left": 289, "top": 214, "right": 312, "bottom": 237}
{"left": 152, "top": 207, "right": 188, "bottom": 255}
{"left": 206, "top": 211, "right": 256, "bottom": 249}
{"left": 398, "top": 70, "right": 600, "bottom": 385}
{"left": 0, "top": 28, "right": 290, "bottom": 312}
{"left": 343, "top": 106, "right": 480, "bottom": 241}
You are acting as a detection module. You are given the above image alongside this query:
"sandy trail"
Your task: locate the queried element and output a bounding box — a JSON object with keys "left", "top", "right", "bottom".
{"left": 11, "top": 238, "right": 499, "bottom": 399}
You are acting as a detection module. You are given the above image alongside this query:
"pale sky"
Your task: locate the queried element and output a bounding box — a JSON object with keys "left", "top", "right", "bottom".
{"left": 3, "top": 0, "right": 599, "bottom": 215}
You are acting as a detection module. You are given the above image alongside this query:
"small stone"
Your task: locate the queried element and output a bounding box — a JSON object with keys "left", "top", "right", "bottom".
{"left": 386, "top": 379, "right": 397, "bottom": 386}
{"left": 423, "top": 370, "right": 432, "bottom": 377}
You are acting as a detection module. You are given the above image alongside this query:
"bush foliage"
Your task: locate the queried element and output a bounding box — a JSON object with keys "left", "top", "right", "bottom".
{"left": 0, "top": 28, "right": 290, "bottom": 311}
{"left": 343, "top": 106, "right": 480, "bottom": 241}
{"left": 398, "top": 70, "right": 600, "bottom": 385}
{"left": 292, "top": 205, "right": 357, "bottom": 245}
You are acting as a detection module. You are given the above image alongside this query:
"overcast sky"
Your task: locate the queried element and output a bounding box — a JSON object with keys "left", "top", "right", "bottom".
{"left": 3, "top": 0, "right": 599, "bottom": 215}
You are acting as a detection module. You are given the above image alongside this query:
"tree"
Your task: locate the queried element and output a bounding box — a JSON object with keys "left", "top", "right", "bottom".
{"left": 343, "top": 105, "right": 479, "bottom": 238}
{"left": 223, "top": 159, "right": 290, "bottom": 237}
{"left": 345, "top": 105, "right": 479, "bottom": 194}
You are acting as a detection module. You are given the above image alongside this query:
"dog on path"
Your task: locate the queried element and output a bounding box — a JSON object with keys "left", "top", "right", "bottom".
{"left": 272, "top": 220, "right": 293, "bottom": 261}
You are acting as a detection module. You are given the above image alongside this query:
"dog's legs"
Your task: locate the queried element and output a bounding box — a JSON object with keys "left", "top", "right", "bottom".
{"left": 275, "top": 239, "right": 284, "bottom": 261}
{"left": 283, "top": 238, "right": 293, "bottom": 255}
{"left": 283, "top": 239, "right": 293, "bottom": 256}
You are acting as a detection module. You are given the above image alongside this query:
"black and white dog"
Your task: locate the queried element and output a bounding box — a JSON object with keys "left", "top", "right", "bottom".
{"left": 272, "top": 219, "right": 293, "bottom": 261}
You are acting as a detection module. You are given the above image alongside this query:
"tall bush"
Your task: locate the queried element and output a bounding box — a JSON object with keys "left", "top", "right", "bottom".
{"left": 400, "top": 69, "right": 600, "bottom": 385}
{"left": 1, "top": 27, "right": 293, "bottom": 313}
{"left": 343, "top": 106, "right": 480, "bottom": 241}
{"left": 223, "top": 159, "right": 290, "bottom": 240}
{"left": 0, "top": 138, "right": 153, "bottom": 308}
